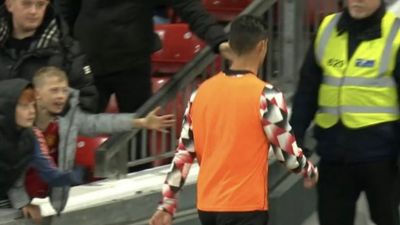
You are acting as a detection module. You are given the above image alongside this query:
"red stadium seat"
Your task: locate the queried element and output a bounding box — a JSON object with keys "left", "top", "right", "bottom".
{"left": 75, "top": 136, "right": 109, "bottom": 181}
{"left": 149, "top": 77, "right": 188, "bottom": 166}
{"left": 151, "top": 77, "right": 201, "bottom": 135}
{"left": 152, "top": 23, "right": 205, "bottom": 75}
{"left": 202, "top": 0, "right": 252, "bottom": 22}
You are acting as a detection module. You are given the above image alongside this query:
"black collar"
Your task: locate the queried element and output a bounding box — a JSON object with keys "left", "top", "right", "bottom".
{"left": 337, "top": 2, "right": 386, "bottom": 40}
{"left": 224, "top": 69, "right": 255, "bottom": 76}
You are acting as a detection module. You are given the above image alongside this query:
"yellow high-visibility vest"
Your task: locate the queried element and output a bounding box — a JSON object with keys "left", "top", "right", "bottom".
{"left": 314, "top": 12, "right": 400, "bottom": 128}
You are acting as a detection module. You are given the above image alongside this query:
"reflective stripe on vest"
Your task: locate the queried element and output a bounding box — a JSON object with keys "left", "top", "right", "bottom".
{"left": 315, "top": 13, "right": 342, "bottom": 64}
{"left": 314, "top": 12, "right": 400, "bottom": 128}
{"left": 320, "top": 106, "right": 399, "bottom": 115}
{"left": 322, "top": 75, "right": 396, "bottom": 87}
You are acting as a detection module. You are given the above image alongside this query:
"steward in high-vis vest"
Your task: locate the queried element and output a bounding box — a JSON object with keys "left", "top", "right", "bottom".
{"left": 291, "top": 0, "right": 400, "bottom": 225}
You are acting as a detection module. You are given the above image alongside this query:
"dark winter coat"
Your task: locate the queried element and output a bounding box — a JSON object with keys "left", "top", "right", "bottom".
{"left": 0, "top": 79, "right": 35, "bottom": 198}
{"left": 56, "top": 0, "right": 228, "bottom": 75}
{"left": 0, "top": 5, "right": 98, "bottom": 112}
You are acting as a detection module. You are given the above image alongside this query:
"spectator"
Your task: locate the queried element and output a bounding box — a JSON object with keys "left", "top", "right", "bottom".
{"left": 149, "top": 15, "right": 318, "bottom": 225}
{"left": 0, "top": 79, "right": 85, "bottom": 224}
{"left": 0, "top": 0, "right": 98, "bottom": 112}
{"left": 290, "top": 0, "right": 400, "bottom": 224}
{"left": 56, "top": 0, "right": 233, "bottom": 113}
{"left": 32, "top": 66, "right": 175, "bottom": 214}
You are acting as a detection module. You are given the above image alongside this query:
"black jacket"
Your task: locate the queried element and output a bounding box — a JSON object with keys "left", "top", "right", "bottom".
{"left": 56, "top": 0, "right": 228, "bottom": 75}
{"left": 0, "top": 5, "right": 98, "bottom": 112}
{"left": 290, "top": 6, "right": 400, "bottom": 163}
{"left": 0, "top": 79, "right": 35, "bottom": 198}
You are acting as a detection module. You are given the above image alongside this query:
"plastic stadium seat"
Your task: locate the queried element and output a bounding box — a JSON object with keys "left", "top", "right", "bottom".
{"left": 75, "top": 136, "right": 109, "bottom": 181}
{"left": 202, "top": 0, "right": 252, "bottom": 22}
{"left": 149, "top": 76, "right": 189, "bottom": 166}
{"left": 152, "top": 23, "right": 205, "bottom": 75}
{"left": 151, "top": 77, "right": 201, "bottom": 135}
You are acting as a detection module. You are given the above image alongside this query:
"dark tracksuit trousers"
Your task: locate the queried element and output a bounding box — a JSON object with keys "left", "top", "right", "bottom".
{"left": 318, "top": 159, "right": 400, "bottom": 225}
{"left": 94, "top": 57, "right": 152, "bottom": 113}
{"left": 94, "top": 57, "right": 153, "bottom": 171}
{"left": 198, "top": 210, "right": 269, "bottom": 225}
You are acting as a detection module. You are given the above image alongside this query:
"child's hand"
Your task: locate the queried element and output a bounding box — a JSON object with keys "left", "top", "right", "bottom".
{"left": 22, "top": 204, "right": 42, "bottom": 224}
{"left": 141, "top": 107, "right": 175, "bottom": 132}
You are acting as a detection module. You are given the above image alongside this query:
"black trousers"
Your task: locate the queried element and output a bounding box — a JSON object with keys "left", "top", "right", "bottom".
{"left": 198, "top": 210, "right": 269, "bottom": 225}
{"left": 94, "top": 57, "right": 152, "bottom": 113}
{"left": 318, "top": 159, "right": 400, "bottom": 225}
{"left": 94, "top": 58, "right": 153, "bottom": 171}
